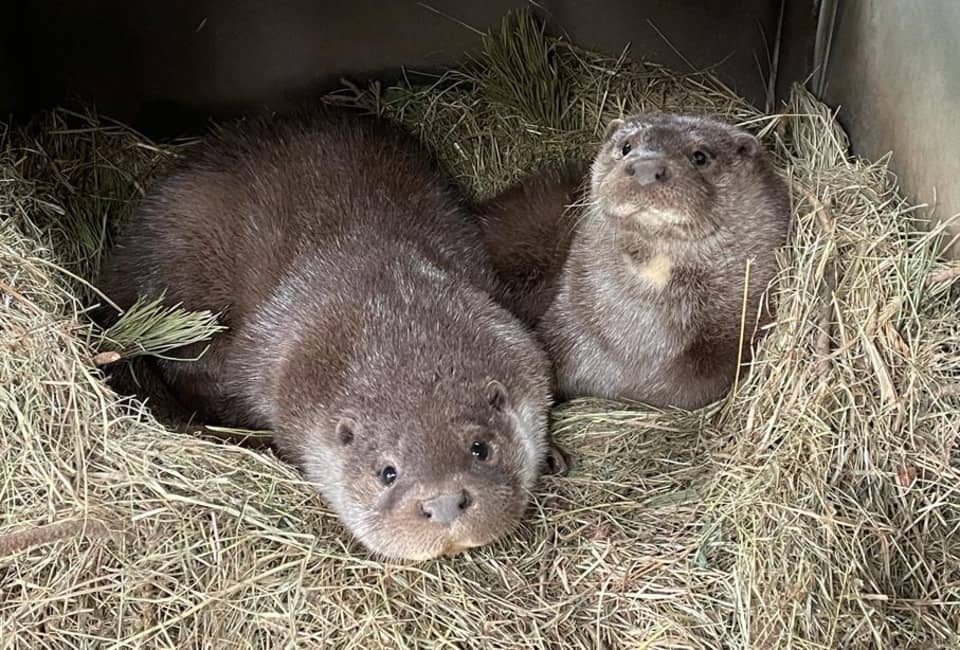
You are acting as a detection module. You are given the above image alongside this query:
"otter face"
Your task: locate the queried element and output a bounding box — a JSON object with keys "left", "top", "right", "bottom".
{"left": 302, "top": 378, "right": 547, "bottom": 562}
{"left": 591, "top": 113, "right": 765, "bottom": 239}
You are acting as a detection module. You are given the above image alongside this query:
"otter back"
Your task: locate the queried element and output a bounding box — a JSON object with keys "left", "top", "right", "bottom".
{"left": 476, "top": 162, "right": 589, "bottom": 327}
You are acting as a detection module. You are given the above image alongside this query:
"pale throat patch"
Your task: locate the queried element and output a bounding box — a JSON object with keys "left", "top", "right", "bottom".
{"left": 606, "top": 200, "right": 687, "bottom": 228}
{"left": 631, "top": 252, "right": 673, "bottom": 289}
{"left": 637, "top": 207, "right": 686, "bottom": 227}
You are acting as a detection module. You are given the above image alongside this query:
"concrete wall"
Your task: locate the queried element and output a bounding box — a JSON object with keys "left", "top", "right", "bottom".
{"left": 823, "top": 0, "right": 960, "bottom": 258}
{"left": 2, "top": 0, "right": 797, "bottom": 137}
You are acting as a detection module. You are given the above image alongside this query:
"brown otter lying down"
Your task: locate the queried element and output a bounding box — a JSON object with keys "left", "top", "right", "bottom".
{"left": 98, "top": 108, "right": 554, "bottom": 561}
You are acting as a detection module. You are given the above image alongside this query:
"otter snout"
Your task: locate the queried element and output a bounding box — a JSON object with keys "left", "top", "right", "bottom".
{"left": 624, "top": 156, "right": 670, "bottom": 184}
{"left": 417, "top": 489, "right": 472, "bottom": 525}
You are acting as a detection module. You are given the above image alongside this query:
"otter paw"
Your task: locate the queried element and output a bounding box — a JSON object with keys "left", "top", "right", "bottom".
{"left": 544, "top": 443, "right": 571, "bottom": 476}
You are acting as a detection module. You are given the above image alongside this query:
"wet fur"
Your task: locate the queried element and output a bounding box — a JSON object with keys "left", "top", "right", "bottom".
{"left": 477, "top": 113, "right": 791, "bottom": 409}
{"left": 97, "top": 108, "right": 553, "bottom": 560}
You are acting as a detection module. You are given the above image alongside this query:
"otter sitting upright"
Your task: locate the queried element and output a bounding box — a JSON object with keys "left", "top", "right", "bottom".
{"left": 97, "top": 108, "right": 553, "bottom": 561}
{"left": 478, "top": 113, "right": 791, "bottom": 409}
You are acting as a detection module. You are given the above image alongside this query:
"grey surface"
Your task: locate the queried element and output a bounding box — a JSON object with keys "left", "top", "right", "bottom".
{"left": 823, "top": 0, "right": 960, "bottom": 258}
{"left": 3, "top": 0, "right": 800, "bottom": 136}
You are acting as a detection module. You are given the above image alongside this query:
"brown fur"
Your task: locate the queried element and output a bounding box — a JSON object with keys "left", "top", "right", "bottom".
{"left": 97, "top": 108, "right": 553, "bottom": 560}
{"left": 477, "top": 113, "right": 791, "bottom": 409}
{"left": 478, "top": 162, "right": 590, "bottom": 326}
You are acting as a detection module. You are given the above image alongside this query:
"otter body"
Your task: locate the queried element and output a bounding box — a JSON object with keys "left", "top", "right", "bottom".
{"left": 478, "top": 114, "right": 790, "bottom": 409}
{"left": 477, "top": 163, "right": 589, "bottom": 326}
{"left": 99, "top": 109, "right": 553, "bottom": 560}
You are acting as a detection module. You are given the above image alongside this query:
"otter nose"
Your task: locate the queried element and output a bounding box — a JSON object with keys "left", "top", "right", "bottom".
{"left": 624, "top": 158, "right": 670, "bottom": 184}
{"left": 418, "top": 490, "right": 472, "bottom": 525}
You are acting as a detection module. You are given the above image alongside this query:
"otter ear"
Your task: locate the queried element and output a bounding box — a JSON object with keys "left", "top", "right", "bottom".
{"left": 335, "top": 416, "right": 359, "bottom": 446}
{"left": 734, "top": 133, "right": 760, "bottom": 158}
{"left": 603, "top": 118, "right": 625, "bottom": 141}
{"left": 486, "top": 380, "right": 509, "bottom": 412}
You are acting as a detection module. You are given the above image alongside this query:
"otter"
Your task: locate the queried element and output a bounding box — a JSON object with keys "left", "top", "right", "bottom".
{"left": 477, "top": 162, "right": 590, "bottom": 326}
{"left": 97, "top": 108, "right": 554, "bottom": 561}
{"left": 477, "top": 113, "right": 791, "bottom": 409}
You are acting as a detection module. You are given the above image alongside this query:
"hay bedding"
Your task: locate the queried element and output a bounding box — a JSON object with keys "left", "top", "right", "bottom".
{"left": 2, "top": 11, "right": 960, "bottom": 649}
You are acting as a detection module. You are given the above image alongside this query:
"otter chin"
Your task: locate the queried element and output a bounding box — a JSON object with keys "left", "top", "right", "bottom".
{"left": 476, "top": 112, "right": 791, "bottom": 409}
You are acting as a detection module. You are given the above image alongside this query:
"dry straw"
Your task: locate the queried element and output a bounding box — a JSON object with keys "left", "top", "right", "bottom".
{"left": 2, "top": 10, "right": 959, "bottom": 649}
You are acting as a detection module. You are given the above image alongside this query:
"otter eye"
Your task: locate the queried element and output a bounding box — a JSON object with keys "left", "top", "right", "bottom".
{"left": 621, "top": 141, "right": 632, "bottom": 156}
{"left": 471, "top": 440, "right": 490, "bottom": 462}
{"left": 379, "top": 465, "right": 397, "bottom": 487}
{"left": 691, "top": 150, "right": 709, "bottom": 166}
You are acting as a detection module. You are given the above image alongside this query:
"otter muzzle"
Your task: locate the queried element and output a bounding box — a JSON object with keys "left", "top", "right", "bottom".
{"left": 623, "top": 154, "right": 670, "bottom": 185}
{"left": 417, "top": 490, "right": 472, "bottom": 525}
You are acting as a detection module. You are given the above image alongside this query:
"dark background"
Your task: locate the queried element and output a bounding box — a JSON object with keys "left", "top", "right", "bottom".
{"left": 6, "top": 1, "right": 956, "bottom": 256}
{"left": 1, "top": 0, "right": 818, "bottom": 138}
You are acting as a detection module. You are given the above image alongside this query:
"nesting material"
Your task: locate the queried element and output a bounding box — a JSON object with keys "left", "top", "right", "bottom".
{"left": 2, "top": 12, "right": 959, "bottom": 648}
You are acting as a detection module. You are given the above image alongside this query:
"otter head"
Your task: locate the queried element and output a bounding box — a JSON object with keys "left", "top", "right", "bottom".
{"left": 319, "top": 375, "right": 546, "bottom": 561}
{"left": 591, "top": 113, "right": 770, "bottom": 240}
{"left": 272, "top": 324, "right": 550, "bottom": 562}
